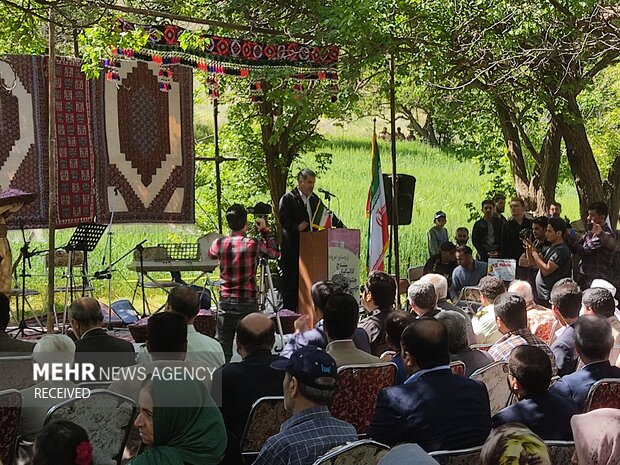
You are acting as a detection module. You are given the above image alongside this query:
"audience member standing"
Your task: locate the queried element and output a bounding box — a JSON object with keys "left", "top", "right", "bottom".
{"left": 549, "top": 279, "right": 581, "bottom": 376}
{"left": 582, "top": 287, "right": 620, "bottom": 366}
{"left": 493, "top": 193, "right": 507, "bottom": 223}
{"left": 500, "top": 198, "right": 533, "bottom": 279}
{"left": 450, "top": 245, "right": 487, "bottom": 300}
{"left": 550, "top": 315, "right": 620, "bottom": 410}
{"left": 488, "top": 293, "right": 556, "bottom": 374}
{"left": 324, "top": 293, "right": 380, "bottom": 366}
{"left": 472, "top": 199, "right": 502, "bottom": 262}
{"left": 367, "top": 319, "right": 491, "bottom": 451}
{"left": 427, "top": 211, "right": 448, "bottom": 258}
{"left": 212, "top": 313, "right": 285, "bottom": 443}
{"left": 254, "top": 346, "right": 357, "bottom": 465}
{"left": 455, "top": 227, "right": 469, "bottom": 247}
{"left": 520, "top": 216, "right": 549, "bottom": 291}
{"left": 492, "top": 346, "right": 578, "bottom": 440}
{"left": 358, "top": 271, "right": 397, "bottom": 356}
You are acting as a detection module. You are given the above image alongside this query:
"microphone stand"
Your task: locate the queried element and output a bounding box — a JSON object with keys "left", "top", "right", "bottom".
{"left": 101, "top": 188, "right": 119, "bottom": 330}
{"left": 12, "top": 229, "right": 44, "bottom": 337}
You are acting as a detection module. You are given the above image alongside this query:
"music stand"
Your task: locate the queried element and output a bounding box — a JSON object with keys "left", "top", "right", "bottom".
{"left": 61, "top": 223, "right": 107, "bottom": 328}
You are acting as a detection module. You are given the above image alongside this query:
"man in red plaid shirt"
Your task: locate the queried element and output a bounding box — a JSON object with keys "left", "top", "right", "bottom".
{"left": 209, "top": 204, "right": 280, "bottom": 361}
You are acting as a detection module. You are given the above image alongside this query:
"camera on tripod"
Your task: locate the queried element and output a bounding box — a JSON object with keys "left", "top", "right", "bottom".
{"left": 247, "top": 201, "right": 272, "bottom": 218}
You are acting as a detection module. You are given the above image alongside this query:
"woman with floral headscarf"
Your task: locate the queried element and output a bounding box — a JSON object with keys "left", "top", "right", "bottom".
{"left": 130, "top": 377, "right": 226, "bottom": 465}
{"left": 481, "top": 423, "right": 551, "bottom": 465}
{"left": 571, "top": 408, "right": 620, "bottom": 465}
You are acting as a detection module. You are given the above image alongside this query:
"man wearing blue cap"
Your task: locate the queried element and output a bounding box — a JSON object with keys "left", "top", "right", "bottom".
{"left": 253, "top": 346, "right": 357, "bottom": 465}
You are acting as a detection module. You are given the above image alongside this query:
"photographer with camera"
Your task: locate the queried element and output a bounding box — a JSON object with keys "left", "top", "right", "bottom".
{"left": 500, "top": 198, "right": 533, "bottom": 280}
{"left": 209, "top": 204, "right": 280, "bottom": 361}
{"left": 524, "top": 217, "right": 572, "bottom": 306}
{"left": 519, "top": 217, "right": 550, "bottom": 291}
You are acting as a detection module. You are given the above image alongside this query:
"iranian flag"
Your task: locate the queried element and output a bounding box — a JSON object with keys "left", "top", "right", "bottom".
{"left": 312, "top": 202, "right": 332, "bottom": 230}
{"left": 366, "top": 130, "right": 389, "bottom": 272}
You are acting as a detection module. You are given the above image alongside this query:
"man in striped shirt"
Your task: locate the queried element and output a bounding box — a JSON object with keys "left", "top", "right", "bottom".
{"left": 209, "top": 204, "right": 280, "bottom": 361}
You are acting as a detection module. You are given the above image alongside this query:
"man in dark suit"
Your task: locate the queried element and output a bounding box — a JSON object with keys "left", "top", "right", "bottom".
{"left": 0, "top": 293, "right": 34, "bottom": 354}
{"left": 278, "top": 169, "right": 344, "bottom": 311}
{"left": 367, "top": 318, "right": 491, "bottom": 452}
{"left": 549, "top": 279, "right": 581, "bottom": 376}
{"left": 492, "top": 345, "right": 578, "bottom": 440}
{"left": 70, "top": 297, "right": 135, "bottom": 375}
{"left": 550, "top": 315, "right": 620, "bottom": 410}
{"left": 212, "top": 313, "right": 285, "bottom": 442}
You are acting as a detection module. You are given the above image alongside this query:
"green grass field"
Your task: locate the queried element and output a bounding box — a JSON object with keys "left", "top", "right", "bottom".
{"left": 5, "top": 128, "right": 580, "bottom": 322}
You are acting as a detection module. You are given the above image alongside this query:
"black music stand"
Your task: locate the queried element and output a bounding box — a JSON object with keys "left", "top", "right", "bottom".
{"left": 64, "top": 223, "right": 107, "bottom": 298}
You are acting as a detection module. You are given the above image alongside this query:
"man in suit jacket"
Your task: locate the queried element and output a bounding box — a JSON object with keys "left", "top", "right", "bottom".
{"left": 0, "top": 292, "right": 34, "bottom": 354}
{"left": 324, "top": 292, "right": 380, "bottom": 367}
{"left": 367, "top": 318, "right": 491, "bottom": 452}
{"left": 492, "top": 345, "right": 578, "bottom": 440}
{"left": 278, "top": 169, "right": 344, "bottom": 311}
{"left": 549, "top": 279, "right": 581, "bottom": 376}
{"left": 550, "top": 315, "right": 620, "bottom": 409}
{"left": 70, "top": 297, "right": 135, "bottom": 375}
{"left": 212, "top": 313, "right": 285, "bottom": 442}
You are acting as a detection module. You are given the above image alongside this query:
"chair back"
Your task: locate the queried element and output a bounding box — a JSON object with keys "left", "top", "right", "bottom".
{"left": 240, "top": 396, "right": 291, "bottom": 457}
{"left": 449, "top": 361, "right": 466, "bottom": 377}
{"left": 0, "top": 389, "right": 22, "bottom": 465}
{"left": 313, "top": 439, "right": 390, "bottom": 465}
{"left": 545, "top": 441, "right": 575, "bottom": 465}
{"left": 584, "top": 378, "right": 620, "bottom": 411}
{"left": 429, "top": 446, "right": 482, "bottom": 465}
{"left": 0, "top": 355, "right": 35, "bottom": 391}
{"left": 330, "top": 363, "right": 397, "bottom": 435}
{"left": 408, "top": 266, "right": 424, "bottom": 282}
{"left": 44, "top": 389, "right": 137, "bottom": 465}
{"left": 470, "top": 361, "right": 510, "bottom": 415}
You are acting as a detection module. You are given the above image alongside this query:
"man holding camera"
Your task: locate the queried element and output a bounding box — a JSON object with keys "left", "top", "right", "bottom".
{"left": 278, "top": 169, "right": 344, "bottom": 311}
{"left": 209, "top": 204, "right": 280, "bottom": 361}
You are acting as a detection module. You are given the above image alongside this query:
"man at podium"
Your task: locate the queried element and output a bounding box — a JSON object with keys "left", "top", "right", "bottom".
{"left": 279, "top": 169, "right": 344, "bottom": 311}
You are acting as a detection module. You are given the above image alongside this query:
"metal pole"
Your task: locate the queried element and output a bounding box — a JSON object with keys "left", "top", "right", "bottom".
{"left": 389, "top": 51, "right": 400, "bottom": 308}
{"left": 46, "top": 8, "right": 57, "bottom": 333}
{"left": 213, "top": 98, "right": 222, "bottom": 234}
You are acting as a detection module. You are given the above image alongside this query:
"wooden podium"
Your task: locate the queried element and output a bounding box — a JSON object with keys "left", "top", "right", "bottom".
{"left": 298, "top": 229, "right": 361, "bottom": 324}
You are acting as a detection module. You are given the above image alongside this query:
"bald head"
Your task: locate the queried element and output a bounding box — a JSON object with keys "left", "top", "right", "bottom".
{"left": 236, "top": 313, "right": 275, "bottom": 357}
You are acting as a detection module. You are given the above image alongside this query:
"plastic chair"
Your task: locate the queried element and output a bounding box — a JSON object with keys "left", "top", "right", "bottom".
{"left": 313, "top": 439, "right": 390, "bottom": 465}
{"left": 330, "top": 363, "right": 397, "bottom": 435}
{"left": 470, "top": 361, "right": 510, "bottom": 415}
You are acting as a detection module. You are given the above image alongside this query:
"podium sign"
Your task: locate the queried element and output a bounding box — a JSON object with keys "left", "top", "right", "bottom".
{"left": 299, "top": 229, "right": 360, "bottom": 324}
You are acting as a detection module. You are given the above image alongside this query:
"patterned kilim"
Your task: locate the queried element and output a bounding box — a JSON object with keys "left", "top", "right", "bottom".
{"left": 0, "top": 56, "right": 195, "bottom": 228}
{"left": 92, "top": 60, "right": 194, "bottom": 223}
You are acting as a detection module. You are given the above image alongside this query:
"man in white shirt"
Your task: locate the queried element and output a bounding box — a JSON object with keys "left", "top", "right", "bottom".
{"left": 471, "top": 276, "right": 506, "bottom": 344}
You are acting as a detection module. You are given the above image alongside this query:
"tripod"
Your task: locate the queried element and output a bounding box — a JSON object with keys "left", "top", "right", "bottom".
{"left": 10, "top": 232, "right": 44, "bottom": 337}
{"left": 257, "top": 257, "right": 285, "bottom": 351}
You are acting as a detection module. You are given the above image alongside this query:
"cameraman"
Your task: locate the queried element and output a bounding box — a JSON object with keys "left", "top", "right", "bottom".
{"left": 520, "top": 217, "right": 550, "bottom": 289}
{"left": 209, "top": 204, "right": 280, "bottom": 361}
{"left": 525, "top": 217, "right": 572, "bottom": 306}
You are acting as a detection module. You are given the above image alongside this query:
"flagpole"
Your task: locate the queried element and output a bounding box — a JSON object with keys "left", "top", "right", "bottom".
{"left": 389, "top": 51, "right": 400, "bottom": 308}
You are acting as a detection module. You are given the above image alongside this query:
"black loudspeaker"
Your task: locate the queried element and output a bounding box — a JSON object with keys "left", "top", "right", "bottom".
{"left": 383, "top": 174, "right": 416, "bottom": 225}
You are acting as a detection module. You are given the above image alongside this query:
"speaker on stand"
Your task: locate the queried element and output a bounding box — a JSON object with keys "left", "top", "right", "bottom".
{"left": 382, "top": 174, "right": 416, "bottom": 225}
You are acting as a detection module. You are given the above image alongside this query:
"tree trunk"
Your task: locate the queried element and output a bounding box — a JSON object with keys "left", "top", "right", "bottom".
{"left": 603, "top": 155, "right": 620, "bottom": 229}
{"left": 423, "top": 114, "right": 440, "bottom": 147}
{"left": 529, "top": 117, "right": 562, "bottom": 216}
{"left": 399, "top": 105, "right": 439, "bottom": 146}
{"left": 555, "top": 93, "right": 605, "bottom": 220}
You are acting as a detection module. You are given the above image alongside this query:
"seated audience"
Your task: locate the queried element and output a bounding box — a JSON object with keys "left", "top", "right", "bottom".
{"left": 450, "top": 245, "right": 487, "bottom": 300}
{"left": 571, "top": 408, "right": 620, "bottom": 465}
{"left": 455, "top": 227, "right": 469, "bottom": 247}
{"left": 480, "top": 423, "right": 551, "bottom": 465}
{"left": 582, "top": 287, "right": 620, "bottom": 366}
{"left": 471, "top": 276, "right": 506, "bottom": 344}
{"left": 419, "top": 273, "right": 476, "bottom": 344}
{"left": 380, "top": 310, "right": 415, "bottom": 384}
{"left": 254, "top": 346, "right": 357, "bottom": 465}
{"left": 407, "top": 282, "right": 439, "bottom": 318}
{"left": 590, "top": 278, "right": 620, "bottom": 320}
{"left": 130, "top": 378, "right": 226, "bottom": 465}
{"left": 509, "top": 280, "right": 555, "bottom": 343}
{"left": 281, "top": 281, "right": 369, "bottom": 358}
{"left": 423, "top": 241, "right": 457, "bottom": 288}
{"left": 549, "top": 279, "right": 581, "bottom": 376}
{"left": 427, "top": 211, "right": 448, "bottom": 258}
{"left": 436, "top": 310, "right": 492, "bottom": 377}
{"left": 212, "top": 313, "right": 285, "bottom": 443}
{"left": 488, "top": 293, "right": 556, "bottom": 374}
{"left": 33, "top": 420, "right": 92, "bottom": 465}
{"left": 358, "top": 271, "right": 397, "bottom": 356}
{"left": 70, "top": 297, "right": 135, "bottom": 374}
{"left": 138, "top": 286, "right": 224, "bottom": 369}
{"left": 367, "top": 318, "right": 491, "bottom": 451}
{"left": 0, "top": 293, "right": 34, "bottom": 353}
{"left": 20, "top": 335, "right": 76, "bottom": 437}
{"left": 550, "top": 315, "right": 620, "bottom": 410}
{"left": 324, "top": 292, "right": 380, "bottom": 366}
{"left": 492, "top": 346, "right": 578, "bottom": 440}
{"left": 472, "top": 199, "right": 502, "bottom": 262}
